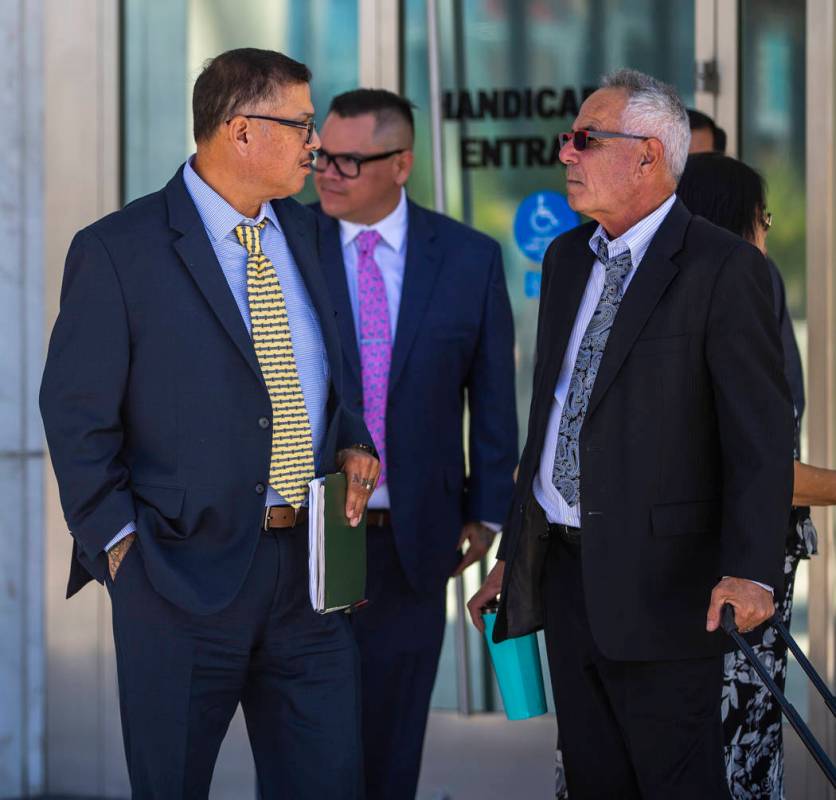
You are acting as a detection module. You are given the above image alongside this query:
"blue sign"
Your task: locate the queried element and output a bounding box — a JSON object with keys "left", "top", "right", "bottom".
{"left": 524, "top": 271, "right": 541, "bottom": 298}
{"left": 513, "top": 191, "right": 580, "bottom": 264}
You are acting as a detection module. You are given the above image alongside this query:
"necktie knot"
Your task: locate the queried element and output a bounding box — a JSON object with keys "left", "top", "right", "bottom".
{"left": 356, "top": 230, "right": 382, "bottom": 258}
{"left": 235, "top": 219, "right": 268, "bottom": 256}
{"left": 595, "top": 237, "right": 633, "bottom": 287}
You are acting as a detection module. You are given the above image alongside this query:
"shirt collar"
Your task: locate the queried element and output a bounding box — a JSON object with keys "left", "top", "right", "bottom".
{"left": 182, "top": 156, "right": 279, "bottom": 243}
{"left": 589, "top": 193, "right": 677, "bottom": 268}
{"left": 338, "top": 188, "right": 408, "bottom": 254}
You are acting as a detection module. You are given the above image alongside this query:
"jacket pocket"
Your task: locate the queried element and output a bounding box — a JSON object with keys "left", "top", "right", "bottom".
{"left": 651, "top": 500, "right": 719, "bottom": 537}
{"left": 132, "top": 482, "right": 186, "bottom": 519}
{"left": 631, "top": 334, "right": 688, "bottom": 357}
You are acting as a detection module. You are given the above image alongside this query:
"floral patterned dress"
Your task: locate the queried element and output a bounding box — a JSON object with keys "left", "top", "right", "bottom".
{"left": 721, "top": 416, "right": 818, "bottom": 800}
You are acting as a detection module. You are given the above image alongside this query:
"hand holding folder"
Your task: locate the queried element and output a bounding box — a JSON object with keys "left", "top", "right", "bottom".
{"left": 308, "top": 473, "right": 367, "bottom": 613}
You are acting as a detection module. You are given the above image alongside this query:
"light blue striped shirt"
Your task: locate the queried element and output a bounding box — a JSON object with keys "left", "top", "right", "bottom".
{"left": 533, "top": 193, "right": 677, "bottom": 527}
{"left": 107, "top": 159, "right": 328, "bottom": 549}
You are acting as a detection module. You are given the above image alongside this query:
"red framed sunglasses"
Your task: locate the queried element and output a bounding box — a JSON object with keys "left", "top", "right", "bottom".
{"left": 559, "top": 130, "right": 650, "bottom": 150}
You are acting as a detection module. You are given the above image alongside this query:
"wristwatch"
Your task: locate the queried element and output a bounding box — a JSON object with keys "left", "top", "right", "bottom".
{"left": 348, "top": 442, "right": 379, "bottom": 459}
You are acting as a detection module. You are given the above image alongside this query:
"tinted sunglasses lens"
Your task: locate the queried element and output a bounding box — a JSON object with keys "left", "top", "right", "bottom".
{"left": 560, "top": 131, "right": 587, "bottom": 150}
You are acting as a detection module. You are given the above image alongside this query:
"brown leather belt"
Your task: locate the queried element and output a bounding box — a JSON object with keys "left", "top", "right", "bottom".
{"left": 263, "top": 505, "right": 308, "bottom": 531}
{"left": 365, "top": 509, "right": 391, "bottom": 528}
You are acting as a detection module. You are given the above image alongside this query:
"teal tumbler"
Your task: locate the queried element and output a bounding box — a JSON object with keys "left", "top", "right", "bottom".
{"left": 482, "top": 604, "right": 548, "bottom": 720}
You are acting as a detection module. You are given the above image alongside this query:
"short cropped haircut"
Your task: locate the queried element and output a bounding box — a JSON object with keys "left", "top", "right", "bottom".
{"left": 687, "top": 109, "right": 727, "bottom": 153}
{"left": 328, "top": 89, "right": 415, "bottom": 141}
{"left": 192, "top": 48, "right": 312, "bottom": 142}
{"left": 601, "top": 69, "right": 691, "bottom": 181}
{"left": 677, "top": 152, "right": 766, "bottom": 243}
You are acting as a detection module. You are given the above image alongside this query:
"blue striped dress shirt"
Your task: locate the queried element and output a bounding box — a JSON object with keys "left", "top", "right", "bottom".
{"left": 533, "top": 193, "right": 677, "bottom": 527}
{"left": 107, "top": 159, "right": 328, "bottom": 550}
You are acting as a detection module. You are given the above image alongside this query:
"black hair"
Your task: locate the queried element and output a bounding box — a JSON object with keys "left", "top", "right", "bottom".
{"left": 677, "top": 152, "right": 766, "bottom": 242}
{"left": 328, "top": 89, "right": 415, "bottom": 138}
{"left": 192, "top": 48, "right": 312, "bottom": 142}
{"left": 686, "top": 108, "right": 727, "bottom": 153}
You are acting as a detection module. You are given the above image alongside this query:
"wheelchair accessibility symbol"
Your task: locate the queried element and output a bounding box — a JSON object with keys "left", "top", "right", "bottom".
{"left": 513, "top": 190, "right": 580, "bottom": 264}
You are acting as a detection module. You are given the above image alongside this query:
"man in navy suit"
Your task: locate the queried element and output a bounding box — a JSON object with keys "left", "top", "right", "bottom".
{"left": 40, "top": 49, "right": 378, "bottom": 799}
{"left": 312, "top": 89, "right": 518, "bottom": 800}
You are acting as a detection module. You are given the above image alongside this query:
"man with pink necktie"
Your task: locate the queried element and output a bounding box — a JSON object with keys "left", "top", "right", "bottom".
{"left": 312, "top": 89, "right": 517, "bottom": 800}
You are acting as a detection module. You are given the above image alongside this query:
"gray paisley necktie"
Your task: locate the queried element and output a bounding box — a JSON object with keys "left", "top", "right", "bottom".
{"left": 552, "top": 238, "right": 633, "bottom": 508}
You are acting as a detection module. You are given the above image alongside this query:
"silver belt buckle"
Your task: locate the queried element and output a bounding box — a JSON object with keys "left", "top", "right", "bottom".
{"left": 262, "top": 505, "right": 272, "bottom": 531}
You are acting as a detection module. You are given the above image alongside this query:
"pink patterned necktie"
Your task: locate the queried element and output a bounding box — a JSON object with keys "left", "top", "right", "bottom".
{"left": 356, "top": 230, "right": 390, "bottom": 485}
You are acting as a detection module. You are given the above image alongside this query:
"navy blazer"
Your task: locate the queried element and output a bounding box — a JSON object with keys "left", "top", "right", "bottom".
{"left": 313, "top": 199, "right": 518, "bottom": 592}
{"left": 41, "top": 167, "right": 372, "bottom": 614}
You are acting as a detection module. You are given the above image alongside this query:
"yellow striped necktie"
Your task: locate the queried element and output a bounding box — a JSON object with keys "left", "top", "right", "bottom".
{"left": 235, "top": 219, "right": 314, "bottom": 508}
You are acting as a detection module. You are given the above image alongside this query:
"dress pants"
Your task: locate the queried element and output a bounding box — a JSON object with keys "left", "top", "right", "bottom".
{"left": 107, "top": 523, "right": 362, "bottom": 799}
{"left": 542, "top": 534, "right": 731, "bottom": 800}
{"left": 351, "top": 524, "right": 447, "bottom": 800}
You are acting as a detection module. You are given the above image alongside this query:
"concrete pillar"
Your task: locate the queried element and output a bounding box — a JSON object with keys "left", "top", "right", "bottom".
{"left": 43, "top": 0, "right": 124, "bottom": 795}
{"left": 0, "top": 0, "right": 45, "bottom": 795}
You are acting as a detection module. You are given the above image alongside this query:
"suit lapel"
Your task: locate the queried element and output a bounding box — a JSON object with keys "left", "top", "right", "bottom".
{"left": 585, "top": 199, "right": 690, "bottom": 419}
{"left": 388, "top": 202, "right": 442, "bottom": 392}
{"left": 531, "top": 234, "right": 595, "bottom": 442}
{"left": 166, "top": 169, "right": 263, "bottom": 384}
{"left": 273, "top": 199, "right": 342, "bottom": 374}
{"left": 317, "top": 211, "right": 361, "bottom": 382}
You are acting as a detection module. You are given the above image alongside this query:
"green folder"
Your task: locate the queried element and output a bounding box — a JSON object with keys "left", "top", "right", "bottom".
{"left": 308, "top": 473, "right": 367, "bottom": 613}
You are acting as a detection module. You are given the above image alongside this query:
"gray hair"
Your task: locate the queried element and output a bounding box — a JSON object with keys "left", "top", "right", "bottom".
{"left": 601, "top": 69, "right": 691, "bottom": 181}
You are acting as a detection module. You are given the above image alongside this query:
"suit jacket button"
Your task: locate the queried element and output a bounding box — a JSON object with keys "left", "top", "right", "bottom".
{"left": 258, "top": 416, "right": 270, "bottom": 429}
{"left": 255, "top": 483, "right": 266, "bottom": 495}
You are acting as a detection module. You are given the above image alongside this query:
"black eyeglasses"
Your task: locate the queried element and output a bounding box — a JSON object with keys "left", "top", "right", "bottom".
{"left": 559, "top": 130, "right": 650, "bottom": 151}
{"left": 311, "top": 147, "right": 405, "bottom": 179}
{"left": 227, "top": 114, "right": 317, "bottom": 144}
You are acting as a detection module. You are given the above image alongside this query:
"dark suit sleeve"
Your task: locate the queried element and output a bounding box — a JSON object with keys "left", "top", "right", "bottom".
{"left": 336, "top": 407, "right": 375, "bottom": 454}
{"left": 495, "top": 244, "right": 556, "bottom": 561}
{"left": 40, "top": 229, "right": 136, "bottom": 566}
{"left": 705, "top": 242, "right": 793, "bottom": 592}
{"left": 767, "top": 257, "right": 805, "bottom": 419}
{"left": 465, "top": 242, "right": 518, "bottom": 524}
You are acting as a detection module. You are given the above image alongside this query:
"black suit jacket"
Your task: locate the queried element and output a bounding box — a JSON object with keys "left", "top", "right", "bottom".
{"left": 312, "top": 200, "right": 518, "bottom": 592}
{"left": 494, "top": 199, "right": 793, "bottom": 660}
{"left": 40, "top": 167, "right": 372, "bottom": 614}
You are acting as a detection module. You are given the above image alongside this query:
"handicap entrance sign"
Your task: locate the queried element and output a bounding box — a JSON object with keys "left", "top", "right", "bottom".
{"left": 513, "top": 190, "right": 579, "bottom": 264}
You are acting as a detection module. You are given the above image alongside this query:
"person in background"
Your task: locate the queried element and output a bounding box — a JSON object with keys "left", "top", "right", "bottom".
{"left": 678, "top": 151, "right": 821, "bottom": 799}
{"left": 312, "top": 89, "right": 518, "bottom": 800}
{"left": 40, "top": 48, "right": 379, "bottom": 798}
{"left": 687, "top": 107, "right": 727, "bottom": 154}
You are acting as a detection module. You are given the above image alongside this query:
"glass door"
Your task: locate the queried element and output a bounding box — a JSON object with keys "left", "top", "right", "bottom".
{"left": 739, "top": 3, "right": 812, "bottom": 796}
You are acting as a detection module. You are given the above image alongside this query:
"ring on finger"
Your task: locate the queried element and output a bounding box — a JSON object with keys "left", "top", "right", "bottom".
{"left": 360, "top": 478, "right": 375, "bottom": 492}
